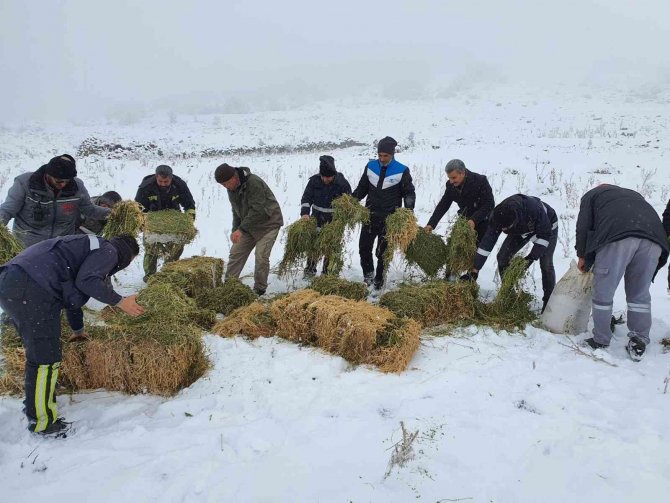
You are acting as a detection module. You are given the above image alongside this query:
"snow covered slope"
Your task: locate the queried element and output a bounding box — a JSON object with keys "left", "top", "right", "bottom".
{"left": 1, "top": 84, "right": 669, "bottom": 502}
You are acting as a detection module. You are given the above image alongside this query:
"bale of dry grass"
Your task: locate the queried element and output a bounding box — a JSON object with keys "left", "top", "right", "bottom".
{"left": 405, "top": 227, "right": 449, "bottom": 277}
{"left": 277, "top": 217, "right": 319, "bottom": 277}
{"left": 102, "top": 200, "right": 145, "bottom": 239}
{"left": 270, "top": 289, "right": 322, "bottom": 344}
{"left": 316, "top": 220, "right": 347, "bottom": 275}
{"left": 144, "top": 209, "right": 197, "bottom": 244}
{"left": 367, "top": 317, "right": 421, "bottom": 373}
{"left": 149, "top": 256, "right": 224, "bottom": 297}
{"left": 310, "top": 275, "right": 368, "bottom": 301}
{"left": 195, "top": 278, "right": 257, "bottom": 316}
{"left": 445, "top": 217, "right": 478, "bottom": 274}
{"left": 384, "top": 209, "right": 418, "bottom": 273}
{"left": 213, "top": 302, "right": 276, "bottom": 339}
{"left": 379, "top": 281, "right": 479, "bottom": 327}
{"left": 0, "top": 225, "right": 24, "bottom": 264}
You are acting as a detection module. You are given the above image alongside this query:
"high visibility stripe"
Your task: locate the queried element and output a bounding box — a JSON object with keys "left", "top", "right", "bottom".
{"left": 88, "top": 235, "right": 100, "bottom": 250}
{"left": 534, "top": 239, "right": 549, "bottom": 247}
{"left": 34, "top": 365, "right": 49, "bottom": 432}
{"left": 300, "top": 203, "right": 311, "bottom": 208}
{"left": 47, "top": 363, "right": 60, "bottom": 423}
{"left": 552, "top": 221, "right": 558, "bottom": 230}
{"left": 476, "top": 248, "right": 491, "bottom": 257}
{"left": 628, "top": 306, "right": 651, "bottom": 313}
{"left": 312, "top": 205, "right": 334, "bottom": 213}
{"left": 627, "top": 302, "right": 651, "bottom": 309}
{"left": 592, "top": 303, "right": 612, "bottom": 311}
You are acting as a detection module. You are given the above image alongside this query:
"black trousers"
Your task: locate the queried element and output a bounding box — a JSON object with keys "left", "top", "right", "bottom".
{"left": 496, "top": 230, "right": 558, "bottom": 303}
{"left": 359, "top": 215, "right": 388, "bottom": 281}
{"left": 0, "top": 266, "right": 63, "bottom": 432}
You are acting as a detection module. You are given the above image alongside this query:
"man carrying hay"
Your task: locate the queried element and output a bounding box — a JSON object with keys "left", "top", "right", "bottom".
{"left": 468, "top": 194, "right": 558, "bottom": 312}
{"left": 353, "top": 136, "right": 415, "bottom": 289}
{"left": 0, "top": 234, "right": 144, "bottom": 436}
{"left": 426, "top": 159, "right": 495, "bottom": 244}
{"left": 77, "top": 191, "right": 122, "bottom": 235}
{"left": 215, "top": 163, "right": 284, "bottom": 295}
{"left": 576, "top": 185, "right": 669, "bottom": 360}
{"left": 0, "top": 155, "right": 111, "bottom": 247}
{"left": 135, "top": 165, "right": 196, "bottom": 280}
{"left": 300, "top": 155, "right": 352, "bottom": 277}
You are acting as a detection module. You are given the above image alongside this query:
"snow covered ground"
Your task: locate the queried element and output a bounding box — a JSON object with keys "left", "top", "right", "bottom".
{"left": 1, "top": 84, "right": 669, "bottom": 502}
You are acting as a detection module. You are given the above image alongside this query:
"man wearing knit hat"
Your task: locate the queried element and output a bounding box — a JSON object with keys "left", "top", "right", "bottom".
{"left": 215, "top": 163, "right": 284, "bottom": 295}
{"left": 352, "top": 136, "right": 415, "bottom": 289}
{"left": 0, "top": 155, "right": 111, "bottom": 248}
{"left": 299, "top": 155, "right": 352, "bottom": 277}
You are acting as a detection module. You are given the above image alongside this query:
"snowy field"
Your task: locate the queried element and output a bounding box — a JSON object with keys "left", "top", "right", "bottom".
{"left": 1, "top": 84, "right": 670, "bottom": 502}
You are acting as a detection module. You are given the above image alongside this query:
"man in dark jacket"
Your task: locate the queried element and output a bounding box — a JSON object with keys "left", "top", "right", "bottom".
{"left": 353, "top": 136, "right": 416, "bottom": 289}
{"left": 0, "top": 234, "right": 144, "bottom": 436}
{"left": 663, "top": 198, "right": 670, "bottom": 292}
{"left": 425, "top": 159, "right": 495, "bottom": 243}
{"left": 300, "top": 155, "right": 352, "bottom": 277}
{"left": 468, "top": 194, "right": 558, "bottom": 311}
{"left": 215, "top": 163, "right": 284, "bottom": 295}
{"left": 0, "top": 155, "right": 111, "bottom": 247}
{"left": 78, "top": 191, "right": 122, "bottom": 235}
{"left": 576, "top": 185, "right": 669, "bottom": 360}
{"left": 135, "top": 165, "right": 196, "bottom": 279}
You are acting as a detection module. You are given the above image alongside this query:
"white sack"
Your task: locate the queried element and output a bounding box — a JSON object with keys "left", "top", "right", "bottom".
{"left": 540, "top": 260, "right": 593, "bottom": 335}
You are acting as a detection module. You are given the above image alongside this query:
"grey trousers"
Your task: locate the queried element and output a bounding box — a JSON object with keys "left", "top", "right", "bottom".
{"left": 591, "top": 237, "right": 661, "bottom": 345}
{"left": 225, "top": 227, "right": 280, "bottom": 291}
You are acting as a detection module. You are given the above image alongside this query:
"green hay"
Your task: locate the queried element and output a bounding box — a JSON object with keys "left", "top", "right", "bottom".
{"left": 195, "top": 278, "right": 257, "bottom": 315}
{"left": 310, "top": 275, "right": 368, "bottom": 301}
{"left": 477, "top": 256, "right": 536, "bottom": 329}
{"left": 332, "top": 193, "right": 370, "bottom": 227}
{"left": 102, "top": 200, "right": 145, "bottom": 239}
{"left": 405, "top": 227, "right": 449, "bottom": 277}
{"left": 316, "top": 220, "right": 347, "bottom": 275}
{"left": 445, "top": 217, "right": 478, "bottom": 274}
{"left": 383, "top": 209, "right": 418, "bottom": 274}
{"left": 149, "top": 256, "right": 224, "bottom": 297}
{"left": 0, "top": 225, "right": 24, "bottom": 264}
{"left": 277, "top": 217, "right": 319, "bottom": 277}
{"left": 144, "top": 209, "right": 197, "bottom": 243}
{"left": 661, "top": 338, "right": 670, "bottom": 352}
{"left": 379, "top": 281, "right": 479, "bottom": 327}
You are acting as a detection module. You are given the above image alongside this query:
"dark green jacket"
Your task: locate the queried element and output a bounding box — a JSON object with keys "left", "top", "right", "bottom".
{"left": 228, "top": 167, "right": 283, "bottom": 240}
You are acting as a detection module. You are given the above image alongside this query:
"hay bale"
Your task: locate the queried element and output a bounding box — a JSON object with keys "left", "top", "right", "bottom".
{"left": 102, "top": 200, "right": 145, "bottom": 239}
{"left": 150, "top": 256, "right": 224, "bottom": 297}
{"left": 144, "top": 209, "right": 197, "bottom": 244}
{"left": 367, "top": 317, "right": 421, "bottom": 373}
{"left": 0, "top": 225, "right": 23, "bottom": 264}
{"left": 477, "top": 256, "right": 536, "bottom": 329}
{"left": 310, "top": 275, "right": 368, "bottom": 301}
{"left": 446, "top": 217, "right": 478, "bottom": 274}
{"left": 195, "top": 279, "right": 257, "bottom": 315}
{"left": 270, "top": 289, "right": 322, "bottom": 344}
{"left": 379, "top": 281, "right": 478, "bottom": 327}
{"left": 384, "top": 209, "right": 418, "bottom": 273}
{"left": 277, "top": 218, "right": 319, "bottom": 277}
{"left": 213, "top": 303, "right": 276, "bottom": 339}
{"left": 405, "top": 227, "right": 449, "bottom": 277}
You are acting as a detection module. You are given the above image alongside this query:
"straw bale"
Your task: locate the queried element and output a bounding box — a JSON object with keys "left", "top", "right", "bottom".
{"left": 144, "top": 209, "right": 197, "bottom": 244}
{"left": 270, "top": 289, "right": 322, "bottom": 344}
{"left": 213, "top": 303, "right": 276, "bottom": 339}
{"left": 155, "top": 256, "right": 224, "bottom": 297}
{"left": 365, "top": 317, "right": 421, "bottom": 373}
{"left": 0, "top": 225, "right": 23, "bottom": 264}
{"left": 446, "top": 217, "right": 478, "bottom": 274}
{"left": 102, "top": 200, "right": 145, "bottom": 239}
{"left": 277, "top": 218, "right": 319, "bottom": 277}
{"left": 310, "top": 275, "right": 368, "bottom": 301}
{"left": 405, "top": 227, "right": 449, "bottom": 277}
{"left": 195, "top": 279, "right": 257, "bottom": 315}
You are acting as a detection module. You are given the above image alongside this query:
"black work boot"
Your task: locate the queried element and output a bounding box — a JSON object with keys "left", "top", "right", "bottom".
{"left": 626, "top": 336, "right": 646, "bottom": 362}
{"left": 584, "top": 338, "right": 608, "bottom": 350}
{"left": 29, "top": 418, "right": 71, "bottom": 438}
{"left": 363, "top": 273, "right": 374, "bottom": 287}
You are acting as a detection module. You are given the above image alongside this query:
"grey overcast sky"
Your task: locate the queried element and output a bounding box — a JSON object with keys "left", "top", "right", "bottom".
{"left": 1, "top": 0, "right": 669, "bottom": 121}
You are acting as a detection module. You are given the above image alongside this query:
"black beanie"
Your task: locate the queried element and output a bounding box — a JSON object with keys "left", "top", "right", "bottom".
{"left": 214, "top": 163, "right": 237, "bottom": 183}
{"left": 377, "top": 136, "right": 397, "bottom": 155}
{"left": 493, "top": 203, "right": 517, "bottom": 229}
{"left": 45, "top": 155, "right": 77, "bottom": 179}
{"left": 319, "top": 155, "right": 336, "bottom": 177}
{"left": 109, "top": 235, "right": 139, "bottom": 274}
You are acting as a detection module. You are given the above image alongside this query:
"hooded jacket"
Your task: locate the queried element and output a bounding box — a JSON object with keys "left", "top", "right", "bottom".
{"left": 576, "top": 185, "right": 669, "bottom": 274}
{"left": 352, "top": 158, "right": 415, "bottom": 217}
{"left": 228, "top": 167, "right": 284, "bottom": 240}
{"left": 427, "top": 169, "right": 495, "bottom": 229}
{"left": 0, "top": 166, "right": 110, "bottom": 247}
{"left": 300, "top": 172, "right": 352, "bottom": 226}
{"left": 134, "top": 174, "right": 195, "bottom": 213}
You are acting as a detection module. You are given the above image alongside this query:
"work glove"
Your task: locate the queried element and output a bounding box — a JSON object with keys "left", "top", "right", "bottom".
{"left": 460, "top": 271, "right": 479, "bottom": 282}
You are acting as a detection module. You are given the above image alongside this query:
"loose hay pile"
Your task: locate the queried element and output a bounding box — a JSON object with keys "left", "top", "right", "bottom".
{"left": 102, "top": 200, "right": 145, "bottom": 239}
{"left": 405, "top": 227, "right": 449, "bottom": 277}
{"left": 195, "top": 278, "right": 257, "bottom": 315}
{"left": 379, "top": 281, "right": 479, "bottom": 327}
{"left": 445, "top": 217, "right": 478, "bottom": 274}
{"left": 148, "top": 256, "right": 224, "bottom": 297}
{"left": 384, "top": 209, "right": 418, "bottom": 274}
{"left": 0, "top": 225, "right": 23, "bottom": 264}
{"left": 331, "top": 194, "right": 370, "bottom": 226}
{"left": 144, "top": 209, "right": 197, "bottom": 244}
{"left": 213, "top": 302, "right": 276, "bottom": 339}
{"left": 277, "top": 217, "right": 319, "bottom": 277}
{"left": 661, "top": 338, "right": 670, "bottom": 352}
{"left": 310, "top": 275, "right": 368, "bottom": 301}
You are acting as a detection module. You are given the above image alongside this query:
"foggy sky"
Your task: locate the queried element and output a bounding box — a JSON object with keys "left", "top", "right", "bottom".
{"left": 1, "top": 0, "right": 669, "bottom": 121}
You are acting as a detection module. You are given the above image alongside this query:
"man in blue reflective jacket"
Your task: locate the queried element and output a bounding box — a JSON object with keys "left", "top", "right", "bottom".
{"left": 353, "top": 136, "right": 415, "bottom": 289}
{"left": 0, "top": 234, "right": 145, "bottom": 436}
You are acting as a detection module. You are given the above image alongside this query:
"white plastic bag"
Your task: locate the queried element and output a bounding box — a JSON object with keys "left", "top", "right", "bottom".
{"left": 540, "top": 260, "right": 593, "bottom": 335}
